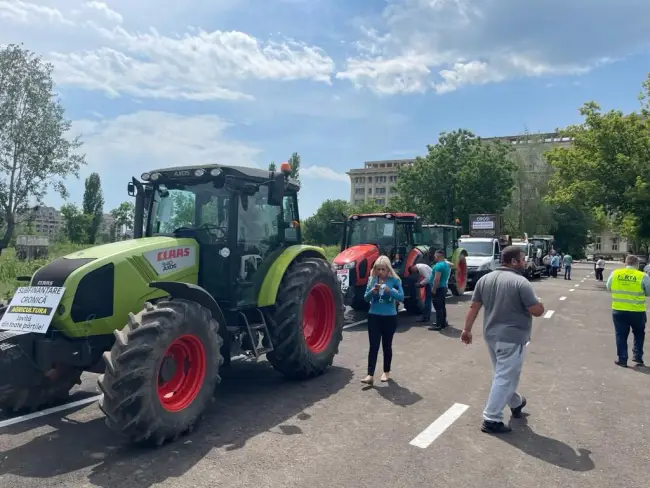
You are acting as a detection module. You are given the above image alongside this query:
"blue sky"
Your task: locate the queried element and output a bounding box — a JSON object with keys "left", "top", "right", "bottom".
{"left": 1, "top": 0, "right": 650, "bottom": 218}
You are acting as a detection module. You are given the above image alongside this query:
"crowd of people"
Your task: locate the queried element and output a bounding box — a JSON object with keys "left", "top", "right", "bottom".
{"left": 357, "top": 247, "right": 647, "bottom": 433}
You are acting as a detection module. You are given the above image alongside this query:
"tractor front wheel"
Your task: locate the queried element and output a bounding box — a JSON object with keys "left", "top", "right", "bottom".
{"left": 265, "top": 257, "right": 344, "bottom": 380}
{"left": 97, "top": 299, "right": 223, "bottom": 446}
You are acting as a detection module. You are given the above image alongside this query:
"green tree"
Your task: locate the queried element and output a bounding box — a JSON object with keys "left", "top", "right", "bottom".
{"left": 0, "top": 44, "right": 86, "bottom": 251}
{"left": 549, "top": 204, "right": 594, "bottom": 258}
{"left": 82, "top": 172, "right": 104, "bottom": 244}
{"left": 60, "top": 203, "right": 91, "bottom": 243}
{"left": 302, "top": 199, "right": 350, "bottom": 245}
{"left": 110, "top": 201, "right": 135, "bottom": 240}
{"left": 168, "top": 192, "right": 195, "bottom": 231}
{"left": 288, "top": 152, "right": 300, "bottom": 182}
{"left": 268, "top": 162, "right": 277, "bottom": 171}
{"left": 545, "top": 90, "right": 650, "bottom": 251}
{"left": 393, "top": 129, "right": 516, "bottom": 230}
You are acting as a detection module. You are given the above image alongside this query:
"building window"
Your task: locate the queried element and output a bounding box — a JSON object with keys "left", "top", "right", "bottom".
{"left": 355, "top": 187, "right": 365, "bottom": 195}
{"left": 375, "top": 199, "right": 385, "bottom": 205}
{"left": 611, "top": 237, "right": 618, "bottom": 251}
{"left": 594, "top": 236, "right": 601, "bottom": 251}
{"left": 375, "top": 187, "right": 386, "bottom": 195}
{"left": 368, "top": 188, "right": 372, "bottom": 194}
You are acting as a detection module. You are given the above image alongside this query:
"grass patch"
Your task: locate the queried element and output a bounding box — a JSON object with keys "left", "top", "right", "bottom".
{"left": 0, "top": 243, "right": 89, "bottom": 300}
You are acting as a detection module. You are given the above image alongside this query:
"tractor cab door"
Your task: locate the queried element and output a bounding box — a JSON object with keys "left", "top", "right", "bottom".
{"left": 442, "top": 227, "right": 456, "bottom": 259}
{"left": 232, "top": 185, "right": 287, "bottom": 307}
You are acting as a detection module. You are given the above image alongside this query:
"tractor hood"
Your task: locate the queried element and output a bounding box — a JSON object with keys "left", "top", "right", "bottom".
{"left": 28, "top": 236, "right": 201, "bottom": 339}
{"left": 333, "top": 244, "right": 379, "bottom": 266}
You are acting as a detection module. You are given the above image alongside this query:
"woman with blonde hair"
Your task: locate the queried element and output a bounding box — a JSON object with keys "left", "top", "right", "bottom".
{"left": 361, "top": 255, "right": 405, "bottom": 385}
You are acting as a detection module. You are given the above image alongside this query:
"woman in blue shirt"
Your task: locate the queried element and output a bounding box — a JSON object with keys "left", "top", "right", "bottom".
{"left": 361, "top": 255, "right": 405, "bottom": 385}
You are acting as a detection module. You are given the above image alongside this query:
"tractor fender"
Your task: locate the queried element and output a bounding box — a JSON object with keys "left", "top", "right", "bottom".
{"left": 257, "top": 245, "right": 328, "bottom": 307}
{"left": 148, "top": 281, "right": 227, "bottom": 331}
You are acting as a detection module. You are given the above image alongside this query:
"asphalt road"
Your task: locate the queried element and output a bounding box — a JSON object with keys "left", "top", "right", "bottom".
{"left": 1, "top": 263, "right": 649, "bottom": 488}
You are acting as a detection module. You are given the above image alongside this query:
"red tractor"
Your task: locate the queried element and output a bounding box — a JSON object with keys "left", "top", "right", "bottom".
{"left": 331, "top": 213, "right": 468, "bottom": 313}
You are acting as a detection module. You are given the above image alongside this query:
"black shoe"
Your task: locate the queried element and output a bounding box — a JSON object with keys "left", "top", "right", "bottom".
{"left": 615, "top": 359, "right": 628, "bottom": 368}
{"left": 632, "top": 358, "right": 644, "bottom": 366}
{"left": 428, "top": 323, "right": 443, "bottom": 331}
{"left": 481, "top": 420, "right": 512, "bottom": 434}
{"left": 510, "top": 397, "right": 526, "bottom": 418}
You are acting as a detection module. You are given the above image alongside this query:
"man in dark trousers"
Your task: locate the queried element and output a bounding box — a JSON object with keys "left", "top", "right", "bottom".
{"left": 460, "top": 246, "right": 545, "bottom": 433}
{"left": 606, "top": 254, "right": 649, "bottom": 367}
{"left": 428, "top": 250, "right": 451, "bottom": 331}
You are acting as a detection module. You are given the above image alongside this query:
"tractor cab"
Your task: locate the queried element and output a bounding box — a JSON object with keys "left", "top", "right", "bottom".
{"left": 128, "top": 163, "right": 301, "bottom": 310}
{"left": 332, "top": 212, "right": 422, "bottom": 310}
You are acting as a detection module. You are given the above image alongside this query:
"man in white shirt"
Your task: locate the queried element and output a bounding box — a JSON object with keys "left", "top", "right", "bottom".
{"left": 596, "top": 258, "right": 606, "bottom": 281}
{"left": 409, "top": 263, "right": 433, "bottom": 323}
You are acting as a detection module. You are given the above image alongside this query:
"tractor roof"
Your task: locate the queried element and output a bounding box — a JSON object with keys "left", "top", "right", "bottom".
{"left": 350, "top": 212, "right": 418, "bottom": 220}
{"left": 147, "top": 164, "right": 300, "bottom": 190}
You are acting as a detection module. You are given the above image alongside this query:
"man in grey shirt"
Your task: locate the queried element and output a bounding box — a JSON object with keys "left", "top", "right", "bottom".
{"left": 460, "top": 246, "right": 545, "bottom": 434}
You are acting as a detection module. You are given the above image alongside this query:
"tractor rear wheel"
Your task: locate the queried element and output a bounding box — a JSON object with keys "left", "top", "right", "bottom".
{"left": 449, "top": 250, "right": 468, "bottom": 296}
{"left": 97, "top": 299, "right": 223, "bottom": 446}
{"left": 264, "top": 257, "right": 344, "bottom": 380}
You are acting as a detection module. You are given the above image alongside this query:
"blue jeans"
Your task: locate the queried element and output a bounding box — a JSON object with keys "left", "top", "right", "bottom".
{"left": 613, "top": 310, "right": 646, "bottom": 362}
{"left": 483, "top": 340, "right": 526, "bottom": 422}
{"left": 423, "top": 284, "right": 432, "bottom": 320}
{"left": 564, "top": 265, "right": 571, "bottom": 279}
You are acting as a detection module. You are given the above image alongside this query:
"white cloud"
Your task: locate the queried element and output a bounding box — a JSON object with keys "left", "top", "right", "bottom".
{"left": 0, "top": 0, "right": 72, "bottom": 24}
{"left": 1, "top": 1, "right": 336, "bottom": 101}
{"left": 338, "top": 0, "right": 650, "bottom": 95}
{"left": 80, "top": 1, "right": 123, "bottom": 24}
{"left": 301, "top": 165, "right": 349, "bottom": 183}
{"left": 58, "top": 111, "right": 263, "bottom": 210}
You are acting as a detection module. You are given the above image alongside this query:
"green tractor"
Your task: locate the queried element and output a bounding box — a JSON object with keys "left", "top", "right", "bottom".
{"left": 0, "top": 163, "right": 344, "bottom": 446}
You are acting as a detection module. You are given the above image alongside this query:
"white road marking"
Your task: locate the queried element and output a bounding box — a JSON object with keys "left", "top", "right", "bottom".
{"left": 575, "top": 284, "right": 580, "bottom": 287}
{"left": 410, "top": 402, "right": 469, "bottom": 449}
{"left": 0, "top": 395, "right": 101, "bottom": 429}
{"left": 544, "top": 310, "right": 555, "bottom": 319}
{"left": 570, "top": 288, "right": 575, "bottom": 292}
{"left": 560, "top": 296, "right": 567, "bottom": 301}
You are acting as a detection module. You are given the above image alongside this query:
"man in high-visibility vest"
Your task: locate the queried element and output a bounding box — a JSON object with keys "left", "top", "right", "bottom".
{"left": 606, "top": 254, "right": 650, "bottom": 367}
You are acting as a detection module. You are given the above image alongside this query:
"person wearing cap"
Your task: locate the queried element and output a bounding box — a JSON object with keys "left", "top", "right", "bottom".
{"left": 606, "top": 254, "right": 649, "bottom": 367}
{"left": 428, "top": 249, "right": 451, "bottom": 331}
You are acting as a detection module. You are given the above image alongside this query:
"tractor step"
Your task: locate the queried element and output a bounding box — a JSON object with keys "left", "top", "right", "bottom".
{"left": 239, "top": 310, "right": 274, "bottom": 358}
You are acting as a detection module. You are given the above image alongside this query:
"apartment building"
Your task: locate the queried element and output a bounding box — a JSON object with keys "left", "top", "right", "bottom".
{"left": 17, "top": 206, "right": 63, "bottom": 238}
{"left": 347, "top": 159, "right": 415, "bottom": 206}
{"left": 585, "top": 229, "right": 630, "bottom": 259}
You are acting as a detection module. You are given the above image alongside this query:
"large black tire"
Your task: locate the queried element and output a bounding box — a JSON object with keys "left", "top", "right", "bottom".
{"left": 0, "top": 367, "right": 82, "bottom": 413}
{"left": 0, "top": 306, "right": 82, "bottom": 413}
{"left": 97, "top": 299, "right": 223, "bottom": 446}
{"left": 264, "top": 257, "right": 344, "bottom": 380}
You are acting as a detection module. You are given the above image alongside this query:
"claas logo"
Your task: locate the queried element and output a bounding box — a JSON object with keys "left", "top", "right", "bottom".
{"left": 157, "top": 247, "right": 191, "bottom": 261}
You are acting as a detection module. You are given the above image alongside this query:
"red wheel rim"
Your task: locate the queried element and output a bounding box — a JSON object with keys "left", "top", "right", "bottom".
{"left": 456, "top": 257, "right": 467, "bottom": 290}
{"left": 157, "top": 334, "right": 207, "bottom": 412}
{"left": 302, "top": 283, "right": 336, "bottom": 354}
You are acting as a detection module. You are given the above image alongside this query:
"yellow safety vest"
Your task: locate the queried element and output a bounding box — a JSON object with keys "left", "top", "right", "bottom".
{"left": 610, "top": 268, "right": 647, "bottom": 312}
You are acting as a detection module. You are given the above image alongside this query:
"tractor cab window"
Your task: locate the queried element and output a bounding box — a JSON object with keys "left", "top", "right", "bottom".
{"left": 347, "top": 217, "right": 395, "bottom": 249}
{"left": 282, "top": 194, "right": 300, "bottom": 243}
{"left": 151, "top": 183, "right": 229, "bottom": 244}
{"left": 422, "top": 227, "right": 445, "bottom": 251}
{"left": 237, "top": 185, "right": 283, "bottom": 283}
{"left": 443, "top": 228, "right": 455, "bottom": 258}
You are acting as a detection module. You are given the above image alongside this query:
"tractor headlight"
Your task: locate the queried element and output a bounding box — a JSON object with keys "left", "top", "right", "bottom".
{"left": 141, "top": 172, "right": 150, "bottom": 181}
{"left": 343, "top": 261, "right": 356, "bottom": 269}
{"left": 210, "top": 168, "right": 221, "bottom": 177}
{"left": 150, "top": 172, "right": 161, "bottom": 181}
{"left": 194, "top": 169, "right": 205, "bottom": 177}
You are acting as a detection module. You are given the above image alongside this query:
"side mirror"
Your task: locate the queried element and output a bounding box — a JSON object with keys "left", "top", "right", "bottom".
{"left": 268, "top": 173, "right": 286, "bottom": 206}
{"left": 127, "top": 182, "right": 135, "bottom": 197}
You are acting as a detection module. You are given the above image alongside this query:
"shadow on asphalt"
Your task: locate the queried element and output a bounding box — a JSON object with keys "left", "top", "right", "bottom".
{"left": 632, "top": 364, "right": 650, "bottom": 375}
{"left": 0, "top": 389, "right": 99, "bottom": 426}
{"left": 0, "top": 361, "right": 353, "bottom": 488}
{"left": 373, "top": 380, "right": 423, "bottom": 407}
{"left": 501, "top": 414, "right": 595, "bottom": 472}
{"left": 439, "top": 326, "right": 462, "bottom": 339}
